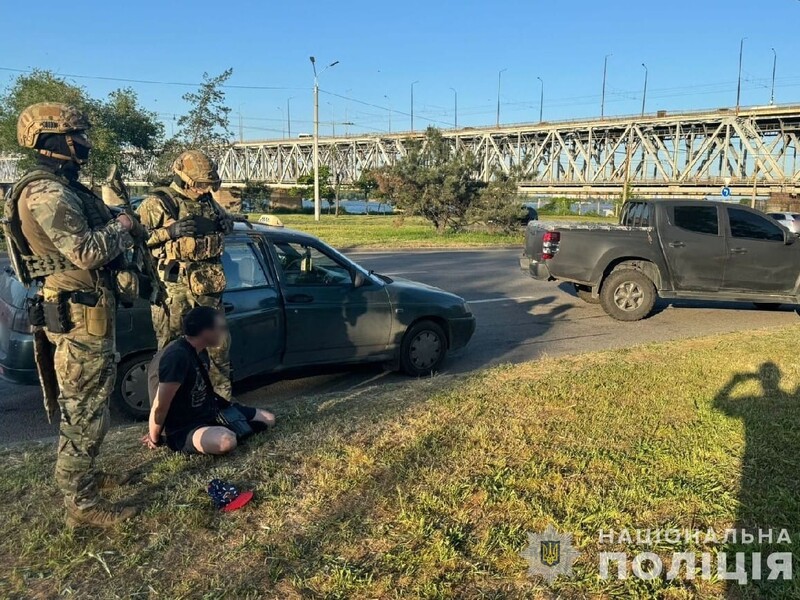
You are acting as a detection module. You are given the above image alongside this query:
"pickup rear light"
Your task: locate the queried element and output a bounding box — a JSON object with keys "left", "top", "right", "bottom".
{"left": 541, "top": 231, "right": 561, "bottom": 260}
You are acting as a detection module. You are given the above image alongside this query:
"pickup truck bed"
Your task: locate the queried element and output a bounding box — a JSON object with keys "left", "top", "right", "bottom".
{"left": 521, "top": 200, "right": 800, "bottom": 321}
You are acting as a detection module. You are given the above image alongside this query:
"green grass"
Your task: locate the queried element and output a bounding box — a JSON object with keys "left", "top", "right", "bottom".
{"left": 2, "top": 327, "right": 798, "bottom": 598}
{"left": 248, "top": 213, "right": 615, "bottom": 249}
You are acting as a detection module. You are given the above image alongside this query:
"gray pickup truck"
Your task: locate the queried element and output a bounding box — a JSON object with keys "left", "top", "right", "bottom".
{"left": 520, "top": 200, "right": 800, "bottom": 321}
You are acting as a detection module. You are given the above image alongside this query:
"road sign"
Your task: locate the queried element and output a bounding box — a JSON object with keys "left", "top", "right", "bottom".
{"left": 721, "top": 187, "right": 731, "bottom": 198}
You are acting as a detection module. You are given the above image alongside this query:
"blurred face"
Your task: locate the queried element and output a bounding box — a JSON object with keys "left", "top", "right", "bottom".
{"left": 199, "top": 314, "right": 227, "bottom": 347}
{"left": 69, "top": 131, "right": 92, "bottom": 163}
{"left": 183, "top": 183, "right": 213, "bottom": 201}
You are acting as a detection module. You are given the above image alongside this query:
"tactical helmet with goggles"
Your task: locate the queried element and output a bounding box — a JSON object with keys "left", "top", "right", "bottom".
{"left": 17, "top": 102, "right": 92, "bottom": 164}
{"left": 172, "top": 150, "right": 221, "bottom": 191}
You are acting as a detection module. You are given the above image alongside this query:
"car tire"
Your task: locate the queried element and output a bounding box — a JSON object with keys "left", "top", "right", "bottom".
{"left": 753, "top": 302, "right": 782, "bottom": 311}
{"left": 114, "top": 352, "right": 154, "bottom": 420}
{"left": 600, "top": 268, "right": 657, "bottom": 322}
{"left": 574, "top": 283, "right": 599, "bottom": 304}
{"left": 399, "top": 320, "right": 447, "bottom": 376}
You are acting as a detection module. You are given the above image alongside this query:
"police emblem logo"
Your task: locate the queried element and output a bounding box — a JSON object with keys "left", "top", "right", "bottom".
{"left": 520, "top": 524, "right": 579, "bottom": 583}
{"left": 540, "top": 540, "right": 560, "bottom": 567}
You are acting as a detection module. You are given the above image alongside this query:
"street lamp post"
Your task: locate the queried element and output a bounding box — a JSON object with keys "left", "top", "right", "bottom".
{"left": 384, "top": 95, "right": 392, "bottom": 133}
{"left": 411, "top": 81, "right": 419, "bottom": 131}
{"left": 286, "top": 97, "right": 293, "bottom": 138}
{"left": 496, "top": 68, "right": 507, "bottom": 127}
{"left": 310, "top": 56, "right": 339, "bottom": 222}
{"left": 537, "top": 76, "right": 544, "bottom": 122}
{"left": 601, "top": 54, "right": 612, "bottom": 118}
{"left": 770, "top": 48, "right": 777, "bottom": 105}
{"left": 641, "top": 63, "right": 648, "bottom": 116}
{"left": 449, "top": 87, "right": 458, "bottom": 128}
{"left": 736, "top": 37, "right": 746, "bottom": 111}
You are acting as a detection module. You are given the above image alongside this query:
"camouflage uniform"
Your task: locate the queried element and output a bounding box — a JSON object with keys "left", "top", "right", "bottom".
{"left": 18, "top": 176, "right": 132, "bottom": 509}
{"left": 138, "top": 176, "right": 232, "bottom": 399}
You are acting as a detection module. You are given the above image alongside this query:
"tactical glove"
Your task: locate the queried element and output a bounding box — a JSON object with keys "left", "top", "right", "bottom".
{"left": 218, "top": 213, "right": 235, "bottom": 235}
{"left": 167, "top": 217, "right": 197, "bottom": 239}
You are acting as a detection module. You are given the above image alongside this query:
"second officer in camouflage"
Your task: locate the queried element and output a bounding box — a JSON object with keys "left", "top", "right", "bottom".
{"left": 138, "top": 150, "right": 234, "bottom": 399}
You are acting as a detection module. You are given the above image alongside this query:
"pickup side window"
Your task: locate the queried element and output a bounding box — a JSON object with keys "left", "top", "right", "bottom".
{"left": 621, "top": 202, "right": 652, "bottom": 227}
{"left": 673, "top": 206, "right": 719, "bottom": 235}
{"left": 728, "top": 208, "right": 784, "bottom": 242}
{"left": 222, "top": 242, "right": 271, "bottom": 290}
{"left": 272, "top": 241, "right": 353, "bottom": 286}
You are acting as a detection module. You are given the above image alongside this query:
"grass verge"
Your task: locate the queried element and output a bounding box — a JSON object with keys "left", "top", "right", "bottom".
{"left": 248, "top": 214, "right": 615, "bottom": 250}
{"left": 2, "top": 327, "right": 798, "bottom": 598}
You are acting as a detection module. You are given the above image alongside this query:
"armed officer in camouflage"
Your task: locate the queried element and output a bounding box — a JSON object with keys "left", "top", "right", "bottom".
{"left": 5, "top": 103, "right": 140, "bottom": 527}
{"left": 138, "top": 151, "right": 234, "bottom": 399}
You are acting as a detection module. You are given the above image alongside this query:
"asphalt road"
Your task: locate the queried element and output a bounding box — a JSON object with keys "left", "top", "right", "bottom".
{"left": 2, "top": 248, "right": 797, "bottom": 444}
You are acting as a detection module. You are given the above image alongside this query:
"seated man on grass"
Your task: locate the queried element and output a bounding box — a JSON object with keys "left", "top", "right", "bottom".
{"left": 143, "top": 306, "right": 275, "bottom": 454}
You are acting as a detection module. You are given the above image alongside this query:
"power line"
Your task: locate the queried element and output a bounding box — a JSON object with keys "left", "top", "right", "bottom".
{"left": 0, "top": 66, "right": 308, "bottom": 91}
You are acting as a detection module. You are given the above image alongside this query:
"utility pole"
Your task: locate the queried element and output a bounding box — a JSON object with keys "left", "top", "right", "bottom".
{"left": 310, "top": 56, "right": 339, "bottom": 222}
{"left": 384, "top": 95, "right": 392, "bottom": 133}
{"left": 601, "top": 54, "right": 612, "bottom": 118}
{"left": 641, "top": 63, "right": 648, "bottom": 116}
{"left": 449, "top": 87, "right": 458, "bottom": 129}
{"left": 537, "top": 76, "right": 544, "bottom": 122}
{"left": 770, "top": 48, "right": 777, "bottom": 105}
{"left": 287, "top": 97, "right": 293, "bottom": 138}
{"left": 736, "top": 37, "right": 746, "bottom": 111}
{"left": 496, "top": 68, "right": 507, "bottom": 127}
{"left": 411, "top": 81, "right": 419, "bottom": 131}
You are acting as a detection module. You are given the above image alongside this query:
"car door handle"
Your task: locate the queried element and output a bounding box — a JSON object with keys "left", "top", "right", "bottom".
{"left": 730, "top": 247, "right": 748, "bottom": 254}
{"left": 668, "top": 241, "right": 686, "bottom": 248}
{"left": 287, "top": 293, "right": 314, "bottom": 303}
{"left": 222, "top": 302, "right": 235, "bottom": 314}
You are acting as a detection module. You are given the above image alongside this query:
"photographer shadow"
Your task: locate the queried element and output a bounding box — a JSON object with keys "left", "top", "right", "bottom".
{"left": 712, "top": 362, "right": 800, "bottom": 597}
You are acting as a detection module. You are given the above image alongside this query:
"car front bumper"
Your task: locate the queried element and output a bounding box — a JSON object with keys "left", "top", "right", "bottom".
{"left": 448, "top": 315, "right": 476, "bottom": 350}
{"left": 519, "top": 255, "right": 551, "bottom": 280}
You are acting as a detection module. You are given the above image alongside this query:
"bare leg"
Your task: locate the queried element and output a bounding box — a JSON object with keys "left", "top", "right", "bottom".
{"left": 191, "top": 426, "right": 238, "bottom": 455}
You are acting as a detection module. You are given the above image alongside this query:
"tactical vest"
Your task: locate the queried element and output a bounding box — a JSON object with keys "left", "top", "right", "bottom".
{"left": 149, "top": 186, "right": 225, "bottom": 263}
{"left": 3, "top": 168, "right": 117, "bottom": 287}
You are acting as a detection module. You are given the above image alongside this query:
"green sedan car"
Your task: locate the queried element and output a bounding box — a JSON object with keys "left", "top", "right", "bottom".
{"left": 0, "top": 222, "right": 476, "bottom": 418}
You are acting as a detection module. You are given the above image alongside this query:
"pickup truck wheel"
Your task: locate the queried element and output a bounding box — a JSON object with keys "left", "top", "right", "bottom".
{"left": 574, "top": 284, "right": 599, "bottom": 304}
{"left": 753, "top": 302, "right": 782, "bottom": 311}
{"left": 600, "top": 269, "right": 656, "bottom": 322}
{"left": 400, "top": 320, "right": 447, "bottom": 376}
{"left": 113, "top": 353, "right": 154, "bottom": 420}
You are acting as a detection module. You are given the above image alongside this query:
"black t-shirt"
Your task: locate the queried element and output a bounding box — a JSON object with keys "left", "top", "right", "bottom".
{"left": 148, "top": 338, "right": 218, "bottom": 437}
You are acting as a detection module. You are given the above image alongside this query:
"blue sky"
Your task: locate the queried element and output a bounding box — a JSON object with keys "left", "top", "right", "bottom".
{"left": 1, "top": 0, "right": 799, "bottom": 139}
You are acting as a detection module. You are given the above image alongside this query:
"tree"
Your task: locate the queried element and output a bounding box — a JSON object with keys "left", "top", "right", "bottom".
{"left": 356, "top": 170, "right": 379, "bottom": 212}
{"left": 0, "top": 70, "right": 163, "bottom": 182}
{"left": 468, "top": 170, "right": 525, "bottom": 232}
{"left": 242, "top": 180, "right": 272, "bottom": 212}
{"left": 176, "top": 69, "right": 233, "bottom": 148}
{"left": 292, "top": 167, "right": 335, "bottom": 212}
{"left": 374, "top": 127, "right": 483, "bottom": 232}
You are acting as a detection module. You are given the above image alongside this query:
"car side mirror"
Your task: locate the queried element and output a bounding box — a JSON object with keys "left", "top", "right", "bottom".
{"left": 353, "top": 271, "right": 366, "bottom": 288}
{"left": 785, "top": 230, "right": 796, "bottom": 245}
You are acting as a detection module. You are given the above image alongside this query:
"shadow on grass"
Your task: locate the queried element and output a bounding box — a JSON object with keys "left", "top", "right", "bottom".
{"left": 713, "top": 362, "right": 800, "bottom": 598}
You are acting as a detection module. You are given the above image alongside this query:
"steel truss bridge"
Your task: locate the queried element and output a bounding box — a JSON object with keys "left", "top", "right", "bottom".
{"left": 2, "top": 104, "right": 800, "bottom": 198}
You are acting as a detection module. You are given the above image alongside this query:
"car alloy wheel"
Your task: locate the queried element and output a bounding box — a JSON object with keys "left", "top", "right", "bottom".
{"left": 613, "top": 281, "right": 645, "bottom": 311}
{"left": 409, "top": 330, "right": 443, "bottom": 370}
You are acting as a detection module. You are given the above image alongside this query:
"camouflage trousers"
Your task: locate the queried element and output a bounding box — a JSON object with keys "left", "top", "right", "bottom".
{"left": 151, "top": 282, "right": 232, "bottom": 400}
{"left": 47, "top": 301, "right": 116, "bottom": 510}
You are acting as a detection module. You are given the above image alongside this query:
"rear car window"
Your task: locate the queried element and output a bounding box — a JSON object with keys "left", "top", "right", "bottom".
{"left": 728, "top": 208, "right": 784, "bottom": 241}
{"left": 621, "top": 202, "right": 652, "bottom": 227}
{"left": 673, "top": 205, "right": 719, "bottom": 235}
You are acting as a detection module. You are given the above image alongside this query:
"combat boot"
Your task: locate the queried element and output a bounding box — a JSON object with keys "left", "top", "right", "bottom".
{"left": 96, "top": 470, "right": 134, "bottom": 490}
{"left": 65, "top": 499, "right": 138, "bottom": 529}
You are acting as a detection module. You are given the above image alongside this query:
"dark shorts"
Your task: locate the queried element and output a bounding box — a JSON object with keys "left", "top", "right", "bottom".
{"left": 165, "top": 403, "right": 258, "bottom": 454}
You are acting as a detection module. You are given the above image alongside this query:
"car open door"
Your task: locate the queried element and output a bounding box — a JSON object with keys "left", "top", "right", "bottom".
{"left": 221, "top": 237, "right": 284, "bottom": 379}
{"left": 270, "top": 239, "right": 392, "bottom": 365}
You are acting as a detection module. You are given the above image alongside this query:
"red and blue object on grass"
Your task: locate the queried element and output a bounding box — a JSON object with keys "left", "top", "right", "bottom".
{"left": 207, "top": 479, "right": 254, "bottom": 512}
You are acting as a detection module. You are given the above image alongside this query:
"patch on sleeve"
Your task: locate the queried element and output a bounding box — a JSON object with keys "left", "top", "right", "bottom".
{"left": 51, "top": 201, "right": 87, "bottom": 234}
